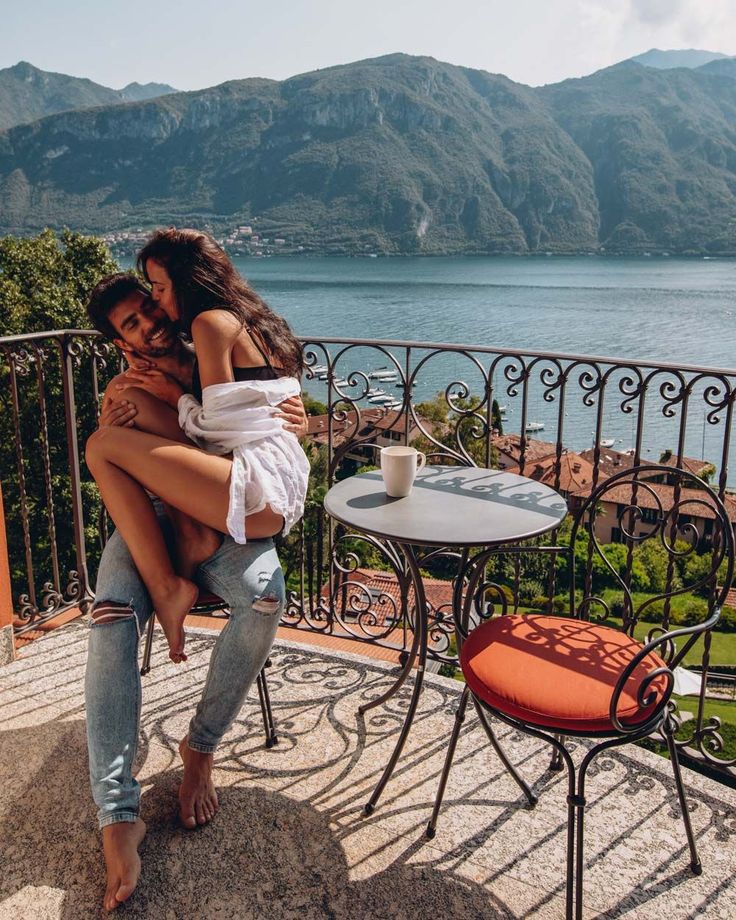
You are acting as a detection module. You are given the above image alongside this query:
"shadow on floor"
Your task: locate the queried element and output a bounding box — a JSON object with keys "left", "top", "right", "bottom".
{"left": 0, "top": 718, "right": 517, "bottom": 919}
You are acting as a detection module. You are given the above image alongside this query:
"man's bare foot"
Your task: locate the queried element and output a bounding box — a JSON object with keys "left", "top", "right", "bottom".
{"left": 175, "top": 524, "right": 223, "bottom": 579}
{"left": 178, "top": 735, "right": 219, "bottom": 828}
{"left": 152, "top": 577, "right": 198, "bottom": 662}
{"left": 101, "top": 817, "right": 146, "bottom": 911}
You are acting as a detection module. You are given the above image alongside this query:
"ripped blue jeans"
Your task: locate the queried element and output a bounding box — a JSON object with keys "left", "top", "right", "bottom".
{"left": 85, "top": 507, "right": 284, "bottom": 828}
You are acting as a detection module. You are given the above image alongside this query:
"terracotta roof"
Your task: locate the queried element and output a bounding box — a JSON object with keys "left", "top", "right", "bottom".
{"left": 659, "top": 455, "right": 716, "bottom": 477}
{"left": 578, "top": 448, "right": 716, "bottom": 486}
{"left": 370, "top": 410, "right": 436, "bottom": 437}
{"left": 507, "top": 450, "right": 596, "bottom": 494}
{"left": 323, "top": 568, "right": 454, "bottom": 628}
{"left": 307, "top": 408, "right": 386, "bottom": 448}
{"left": 492, "top": 434, "right": 558, "bottom": 466}
{"left": 579, "top": 447, "right": 636, "bottom": 479}
{"left": 307, "top": 408, "right": 434, "bottom": 448}
{"left": 571, "top": 480, "right": 736, "bottom": 524}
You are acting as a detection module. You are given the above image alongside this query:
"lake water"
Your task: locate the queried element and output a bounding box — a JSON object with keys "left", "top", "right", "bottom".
{"left": 236, "top": 254, "right": 736, "bottom": 371}
{"left": 232, "top": 255, "right": 736, "bottom": 477}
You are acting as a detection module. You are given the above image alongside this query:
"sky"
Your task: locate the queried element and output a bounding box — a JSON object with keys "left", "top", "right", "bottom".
{"left": 1, "top": 0, "right": 735, "bottom": 91}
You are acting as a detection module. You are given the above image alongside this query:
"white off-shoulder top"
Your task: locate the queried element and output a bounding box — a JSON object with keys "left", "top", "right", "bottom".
{"left": 178, "top": 377, "right": 309, "bottom": 543}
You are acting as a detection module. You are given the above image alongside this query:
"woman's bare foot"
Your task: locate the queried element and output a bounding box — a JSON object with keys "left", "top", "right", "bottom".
{"left": 152, "top": 577, "right": 198, "bottom": 662}
{"left": 178, "top": 735, "right": 219, "bottom": 828}
{"left": 101, "top": 817, "right": 146, "bottom": 911}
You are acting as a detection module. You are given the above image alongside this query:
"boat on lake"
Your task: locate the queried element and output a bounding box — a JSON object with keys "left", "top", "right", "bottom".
{"left": 525, "top": 421, "right": 545, "bottom": 433}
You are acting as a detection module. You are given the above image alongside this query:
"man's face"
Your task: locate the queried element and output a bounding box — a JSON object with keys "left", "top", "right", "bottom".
{"left": 108, "top": 291, "right": 179, "bottom": 358}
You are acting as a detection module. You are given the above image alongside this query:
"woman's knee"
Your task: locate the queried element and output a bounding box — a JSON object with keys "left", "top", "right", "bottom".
{"left": 85, "top": 426, "right": 116, "bottom": 470}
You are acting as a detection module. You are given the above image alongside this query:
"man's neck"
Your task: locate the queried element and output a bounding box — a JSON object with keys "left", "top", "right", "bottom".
{"left": 147, "top": 342, "right": 194, "bottom": 388}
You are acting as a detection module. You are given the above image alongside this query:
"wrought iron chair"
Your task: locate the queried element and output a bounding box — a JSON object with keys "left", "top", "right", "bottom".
{"left": 140, "top": 590, "right": 278, "bottom": 748}
{"left": 430, "top": 463, "right": 734, "bottom": 920}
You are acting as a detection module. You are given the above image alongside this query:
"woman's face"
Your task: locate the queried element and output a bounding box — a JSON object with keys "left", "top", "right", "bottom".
{"left": 146, "top": 259, "right": 179, "bottom": 320}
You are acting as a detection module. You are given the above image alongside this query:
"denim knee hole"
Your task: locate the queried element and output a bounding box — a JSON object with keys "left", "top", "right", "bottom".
{"left": 252, "top": 593, "right": 283, "bottom": 616}
{"left": 91, "top": 603, "right": 141, "bottom": 639}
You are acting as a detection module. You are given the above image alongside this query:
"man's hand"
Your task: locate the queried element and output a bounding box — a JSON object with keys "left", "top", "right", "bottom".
{"left": 98, "top": 398, "right": 138, "bottom": 429}
{"left": 119, "top": 346, "right": 156, "bottom": 371}
{"left": 115, "top": 367, "right": 185, "bottom": 409}
{"left": 277, "top": 395, "right": 309, "bottom": 438}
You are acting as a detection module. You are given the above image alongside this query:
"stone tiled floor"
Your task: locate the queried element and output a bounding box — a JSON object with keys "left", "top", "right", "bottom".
{"left": 1, "top": 622, "right": 735, "bottom": 919}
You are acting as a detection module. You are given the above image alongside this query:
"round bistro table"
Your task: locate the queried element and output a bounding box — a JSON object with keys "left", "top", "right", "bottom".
{"left": 324, "top": 464, "right": 568, "bottom": 814}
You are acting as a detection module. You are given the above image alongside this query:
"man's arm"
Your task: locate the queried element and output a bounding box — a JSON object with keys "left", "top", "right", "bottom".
{"left": 114, "top": 366, "right": 185, "bottom": 409}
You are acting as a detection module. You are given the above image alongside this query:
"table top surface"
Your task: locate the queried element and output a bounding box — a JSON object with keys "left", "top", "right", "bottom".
{"left": 323, "top": 465, "right": 568, "bottom": 547}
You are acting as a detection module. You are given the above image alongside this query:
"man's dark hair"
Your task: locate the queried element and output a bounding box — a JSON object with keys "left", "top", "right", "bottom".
{"left": 86, "top": 272, "right": 149, "bottom": 340}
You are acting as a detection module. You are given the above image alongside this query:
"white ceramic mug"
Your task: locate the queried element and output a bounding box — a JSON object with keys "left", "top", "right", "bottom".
{"left": 380, "top": 446, "right": 426, "bottom": 497}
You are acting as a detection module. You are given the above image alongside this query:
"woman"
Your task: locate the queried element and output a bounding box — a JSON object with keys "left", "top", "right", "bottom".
{"left": 85, "top": 228, "right": 309, "bottom": 661}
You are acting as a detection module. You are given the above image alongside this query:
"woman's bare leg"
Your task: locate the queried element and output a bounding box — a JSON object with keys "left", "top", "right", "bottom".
{"left": 85, "top": 426, "right": 283, "bottom": 658}
{"left": 119, "top": 386, "right": 223, "bottom": 576}
{"left": 86, "top": 432, "right": 199, "bottom": 661}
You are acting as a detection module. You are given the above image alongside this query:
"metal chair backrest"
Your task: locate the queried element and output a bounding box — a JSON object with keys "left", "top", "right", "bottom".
{"left": 567, "top": 463, "right": 735, "bottom": 641}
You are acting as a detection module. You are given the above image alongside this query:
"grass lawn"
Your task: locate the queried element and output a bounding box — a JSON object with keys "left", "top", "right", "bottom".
{"left": 630, "top": 620, "right": 736, "bottom": 667}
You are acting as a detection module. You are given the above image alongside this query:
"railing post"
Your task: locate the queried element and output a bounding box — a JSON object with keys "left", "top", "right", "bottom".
{"left": 0, "top": 483, "right": 16, "bottom": 665}
{"left": 58, "top": 334, "right": 92, "bottom": 609}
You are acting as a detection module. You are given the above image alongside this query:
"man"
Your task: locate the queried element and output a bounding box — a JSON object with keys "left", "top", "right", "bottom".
{"left": 84, "top": 272, "right": 308, "bottom": 911}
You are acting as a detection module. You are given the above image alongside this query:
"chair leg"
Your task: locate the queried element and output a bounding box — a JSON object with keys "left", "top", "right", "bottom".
{"left": 474, "top": 699, "right": 537, "bottom": 807}
{"left": 549, "top": 734, "right": 565, "bottom": 771}
{"left": 256, "top": 665, "right": 278, "bottom": 748}
{"left": 563, "top": 758, "right": 578, "bottom": 920}
{"left": 140, "top": 614, "right": 155, "bottom": 677}
{"left": 663, "top": 717, "right": 702, "bottom": 875}
{"left": 427, "top": 684, "right": 471, "bottom": 838}
{"left": 572, "top": 757, "right": 594, "bottom": 920}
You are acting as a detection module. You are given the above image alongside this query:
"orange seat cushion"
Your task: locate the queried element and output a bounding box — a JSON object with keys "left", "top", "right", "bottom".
{"left": 461, "top": 615, "right": 669, "bottom": 734}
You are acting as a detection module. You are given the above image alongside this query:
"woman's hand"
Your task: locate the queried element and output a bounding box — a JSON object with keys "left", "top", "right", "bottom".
{"left": 115, "top": 367, "right": 185, "bottom": 408}
{"left": 277, "top": 395, "right": 309, "bottom": 438}
{"left": 98, "top": 399, "right": 138, "bottom": 428}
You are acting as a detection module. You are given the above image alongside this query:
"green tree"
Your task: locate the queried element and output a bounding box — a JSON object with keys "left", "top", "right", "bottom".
{"left": 0, "top": 229, "right": 117, "bottom": 335}
{"left": 635, "top": 539, "right": 680, "bottom": 594}
{"left": 0, "top": 230, "right": 119, "bottom": 614}
{"left": 302, "top": 393, "right": 328, "bottom": 416}
{"left": 414, "top": 390, "right": 503, "bottom": 466}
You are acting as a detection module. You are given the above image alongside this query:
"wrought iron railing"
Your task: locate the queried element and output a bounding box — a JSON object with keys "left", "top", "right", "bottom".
{"left": 2, "top": 330, "right": 736, "bottom": 780}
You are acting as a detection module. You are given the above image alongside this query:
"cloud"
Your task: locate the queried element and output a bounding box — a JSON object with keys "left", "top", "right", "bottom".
{"left": 626, "top": 0, "right": 736, "bottom": 50}
{"left": 630, "top": 0, "right": 684, "bottom": 26}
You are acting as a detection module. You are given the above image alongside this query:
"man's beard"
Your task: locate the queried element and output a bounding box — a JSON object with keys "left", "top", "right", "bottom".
{"left": 135, "top": 324, "right": 178, "bottom": 357}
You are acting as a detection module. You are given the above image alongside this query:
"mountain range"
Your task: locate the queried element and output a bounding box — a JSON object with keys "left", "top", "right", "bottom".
{"left": 1, "top": 53, "right": 736, "bottom": 254}
{"left": 0, "top": 62, "right": 177, "bottom": 132}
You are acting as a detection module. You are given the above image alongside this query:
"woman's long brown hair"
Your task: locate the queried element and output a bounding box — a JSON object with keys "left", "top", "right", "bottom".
{"left": 137, "top": 228, "right": 303, "bottom": 378}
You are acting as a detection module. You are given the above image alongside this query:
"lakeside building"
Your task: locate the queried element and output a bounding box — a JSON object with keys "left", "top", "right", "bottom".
{"left": 569, "top": 478, "right": 736, "bottom": 546}
{"left": 307, "top": 409, "right": 438, "bottom": 465}
{"left": 506, "top": 450, "right": 596, "bottom": 498}
{"left": 490, "top": 434, "right": 558, "bottom": 470}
